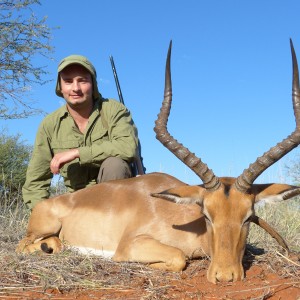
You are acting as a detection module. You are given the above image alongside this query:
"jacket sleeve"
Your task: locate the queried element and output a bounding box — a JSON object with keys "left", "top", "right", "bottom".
{"left": 79, "top": 100, "right": 139, "bottom": 164}
{"left": 22, "top": 121, "right": 53, "bottom": 209}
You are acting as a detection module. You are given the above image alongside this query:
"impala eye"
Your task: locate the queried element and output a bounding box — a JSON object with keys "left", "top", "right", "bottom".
{"left": 203, "top": 214, "right": 211, "bottom": 223}
{"left": 243, "top": 216, "right": 252, "bottom": 225}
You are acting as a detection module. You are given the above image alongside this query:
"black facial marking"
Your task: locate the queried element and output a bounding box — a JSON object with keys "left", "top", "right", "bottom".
{"left": 224, "top": 184, "right": 231, "bottom": 197}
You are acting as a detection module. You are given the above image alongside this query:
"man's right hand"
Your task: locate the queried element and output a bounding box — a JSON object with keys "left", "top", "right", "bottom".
{"left": 50, "top": 149, "right": 80, "bottom": 174}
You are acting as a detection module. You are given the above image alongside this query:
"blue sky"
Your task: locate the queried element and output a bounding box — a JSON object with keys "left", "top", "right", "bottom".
{"left": 3, "top": 0, "right": 300, "bottom": 184}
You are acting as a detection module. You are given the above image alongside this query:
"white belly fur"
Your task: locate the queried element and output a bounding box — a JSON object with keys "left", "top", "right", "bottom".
{"left": 70, "top": 246, "right": 115, "bottom": 259}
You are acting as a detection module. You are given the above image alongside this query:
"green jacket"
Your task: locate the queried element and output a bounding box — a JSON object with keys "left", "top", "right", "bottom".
{"left": 23, "top": 98, "right": 138, "bottom": 209}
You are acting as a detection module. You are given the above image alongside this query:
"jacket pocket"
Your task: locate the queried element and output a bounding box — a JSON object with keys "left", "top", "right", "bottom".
{"left": 51, "top": 140, "right": 82, "bottom": 153}
{"left": 90, "top": 130, "right": 109, "bottom": 144}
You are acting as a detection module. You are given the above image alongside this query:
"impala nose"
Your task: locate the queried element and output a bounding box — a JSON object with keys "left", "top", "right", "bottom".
{"left": 208, "top": 264, "right": 244, "bottom": 283}
{"left": 215, "top": 270, "right": 234, "bottom": 283}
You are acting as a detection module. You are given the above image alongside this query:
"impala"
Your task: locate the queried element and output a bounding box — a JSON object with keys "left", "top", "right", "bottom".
{"left": 17, "top": 40, "right": 300, "bottom": 283}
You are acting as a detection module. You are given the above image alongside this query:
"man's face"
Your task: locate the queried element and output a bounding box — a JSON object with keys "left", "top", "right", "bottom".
{"left": 60, "top": 64, "right": 93, "bottom": 109}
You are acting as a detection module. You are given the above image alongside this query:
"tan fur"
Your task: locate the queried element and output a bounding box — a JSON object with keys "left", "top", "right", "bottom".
{"left": 17, "top": 173, "right": 299, "bottom": 283}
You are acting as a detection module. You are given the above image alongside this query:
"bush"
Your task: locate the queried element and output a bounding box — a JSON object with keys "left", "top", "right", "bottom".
{"left": 0, "top": 130, "right": 32, "bottom": 203}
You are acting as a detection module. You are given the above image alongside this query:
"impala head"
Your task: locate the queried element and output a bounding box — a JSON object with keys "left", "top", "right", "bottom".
{"left": 152, "top": 40, "right": 300, "bottom": 283}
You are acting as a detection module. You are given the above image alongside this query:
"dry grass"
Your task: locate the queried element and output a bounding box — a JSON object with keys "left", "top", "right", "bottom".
{"left": 249, "top": 198, "right": 300, "bottom": 252}
{"left": 0, "top": 194, "right": 299, "bottom": 299}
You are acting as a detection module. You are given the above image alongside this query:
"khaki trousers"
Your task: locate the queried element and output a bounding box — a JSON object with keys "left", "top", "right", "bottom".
{"left": 97, "top": 157, "right": 132, "bottom": 183}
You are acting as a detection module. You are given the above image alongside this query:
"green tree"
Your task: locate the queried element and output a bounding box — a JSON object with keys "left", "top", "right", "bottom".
{"left": 0, "top": 0, "right": 55, "bottom": 119}
{"left": 0, "top": 130, "right": 32, "bottom": 194}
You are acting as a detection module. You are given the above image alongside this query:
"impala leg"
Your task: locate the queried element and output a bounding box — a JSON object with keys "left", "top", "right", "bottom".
{"left": 113, "top": 234, "right": 186, "bottom": 271}
{"left": 16, "top": 200, "right": 63, "bottom": 254}
{"left": 17, "top": 236, "right": 63, "bottom": 254}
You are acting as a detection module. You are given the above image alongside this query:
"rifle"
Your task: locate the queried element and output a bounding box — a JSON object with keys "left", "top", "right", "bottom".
{"left": 109, "top": 56, "right": 145, "bottom": 175}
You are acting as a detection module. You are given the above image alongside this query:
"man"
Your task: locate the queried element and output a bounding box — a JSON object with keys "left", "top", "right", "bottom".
{"left": 23, "top": 55, "right": 139, "bottom": 209}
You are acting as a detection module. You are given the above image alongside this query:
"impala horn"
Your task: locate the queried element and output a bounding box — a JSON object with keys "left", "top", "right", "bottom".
{"left": 250, "top": 215, "right": 289, "bottom": 252}
{"left": 154, "top": 41, "right": 221, "bottom": 191}
{"left": 235, "top": 39, "right": 300, "bottom": 193}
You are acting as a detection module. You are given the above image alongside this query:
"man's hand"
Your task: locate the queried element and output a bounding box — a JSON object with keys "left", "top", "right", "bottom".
{"left": 50, "top": 149, "right": 80, "bottom": 174}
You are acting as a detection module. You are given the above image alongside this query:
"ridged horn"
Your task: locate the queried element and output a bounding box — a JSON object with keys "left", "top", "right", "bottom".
{"left": 154, "top": 41, "right": 221, "bottom": 191}
{"left": 235, "top": 39, "right": 300, "bottom": 193}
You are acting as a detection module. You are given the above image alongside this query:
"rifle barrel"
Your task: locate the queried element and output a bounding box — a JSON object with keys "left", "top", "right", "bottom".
{"left": 109, "top": 55, "right": 145, "bottom": 175}
{"left": 109, "top": 56, "right": 124, "bottom": 105}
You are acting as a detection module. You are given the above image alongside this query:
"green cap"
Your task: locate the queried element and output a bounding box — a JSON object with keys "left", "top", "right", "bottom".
{"left": 55, "top": 54, "right": 101, "bottom": 99}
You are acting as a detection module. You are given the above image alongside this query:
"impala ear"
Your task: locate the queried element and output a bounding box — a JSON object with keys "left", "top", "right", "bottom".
{"left": 253, "top": 183, "right": 300, "bottom": 204}
{"left": 151, "top": 185, "right": 205, "bottom": 205}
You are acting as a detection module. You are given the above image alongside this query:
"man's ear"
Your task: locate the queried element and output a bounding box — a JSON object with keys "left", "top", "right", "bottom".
{"left": 151, "top": 185, "right": 206, "bottom": 205}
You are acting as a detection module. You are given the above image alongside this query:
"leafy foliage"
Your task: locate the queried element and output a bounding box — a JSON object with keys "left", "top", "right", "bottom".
{"left": 0, "top": 0, "right": 55, "bottom": 119}
{"left": 0, "top": 130, "right": 32, "bottom": 195}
